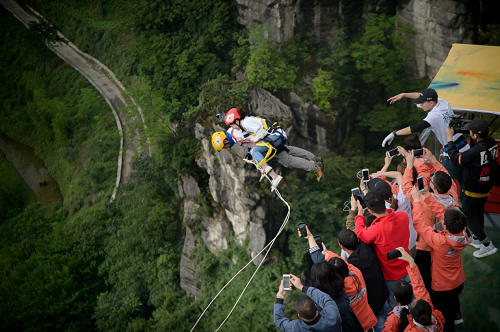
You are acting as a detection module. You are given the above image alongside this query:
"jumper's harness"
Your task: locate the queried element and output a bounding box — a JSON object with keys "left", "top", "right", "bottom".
{"left": 243, "top": 117, "right": 288, "bottom": 166}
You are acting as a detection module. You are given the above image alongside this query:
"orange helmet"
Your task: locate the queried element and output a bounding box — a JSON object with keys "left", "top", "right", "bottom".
{"left": 224, "top": 108, "right": 241, "bottom": 125}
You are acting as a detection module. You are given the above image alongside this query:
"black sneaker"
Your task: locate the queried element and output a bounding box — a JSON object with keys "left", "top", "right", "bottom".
{"left": 314, "top": 157, "right": 324, "bottom": 172}
{"left": 454, "top": 313, "right": 463, "bottom": 325}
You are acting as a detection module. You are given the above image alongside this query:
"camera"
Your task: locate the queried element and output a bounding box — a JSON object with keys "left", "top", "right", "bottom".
{"left": 449, "top": 114, "right": 472, "bottom": 135}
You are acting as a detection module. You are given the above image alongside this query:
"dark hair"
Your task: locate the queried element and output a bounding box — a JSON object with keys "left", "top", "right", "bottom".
{"left": 310, "top": 261, "right": 344, "bottom": 300}
{"left": 364, "top": 210, "right": 377, "bottom": 227}
{"left": 443, "top": 208, "right": 467, "bottom": 233}
{"left": 432, "top": 171, "right": 452, "bottom": 194}
{"left": 296, "top": 294, "right": 316, "bottom": 320}
{"left": 236, "top": 105, "right": 248, "bottom": 119}
{"left": 338, "top": 229, "right": 358, "bottom": 250}
{"left": 398, "top": 162, "right": 419, "bottom": 185}
{"left": 364, "top": 191, "right": 387, "bottom": 214}
{"left": 393, "top": 280, "right": 414, "bottom": 332}
{"left": 329, "top": 257, "right": 362, "bottom": 294}
{"left": 403, "top": 133, "right": 422, "bottom": 151}
{"left": 388, "top": 197, "right": 399, "bottom": 211}
{"left": 410, "top": 299, "right": 433, "bottom": 326}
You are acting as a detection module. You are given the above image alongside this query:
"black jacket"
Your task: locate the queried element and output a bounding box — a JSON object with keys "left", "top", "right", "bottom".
{"left": 347, "top": 242, "right": 389, "bottom": 315}
{"left": 448, "top": 136, "right": 497, "bottom": 194}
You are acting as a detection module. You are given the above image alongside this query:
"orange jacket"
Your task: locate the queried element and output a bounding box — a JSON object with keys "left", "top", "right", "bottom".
{"left": 401, "top": 168, "right": 435, "bottom": 252}
{"left": 422, "top": 160, "right": 459, "bottom": 223}
{"left": 325, "top": 251, "right": 377, "bottom": 331}
{"left": 412, "top": 201, "right": 468, "bottom": 291}
{"left": 382, "top": 264, "right": 445, "bottom": 332}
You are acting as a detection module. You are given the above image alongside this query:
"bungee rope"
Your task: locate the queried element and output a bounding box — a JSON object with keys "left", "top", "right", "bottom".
{"left": 190, "top": 164, "right": 290, "bottom": 332}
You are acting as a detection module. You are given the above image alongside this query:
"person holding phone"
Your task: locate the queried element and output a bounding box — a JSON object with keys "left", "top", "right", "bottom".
{"left": 411, "top": 187, "right": 468, "bottom": 331}
{"left": 383, "top": 247, "right": 445, "bottom": 332}
{"left": 273, "top": 274, "right": 342, "bottom": 332}
{"left": 299, "top": 226, "right": 377, "bottom": 331}
{"left": 353, "top": 191, "right": 411, "bottom": 310}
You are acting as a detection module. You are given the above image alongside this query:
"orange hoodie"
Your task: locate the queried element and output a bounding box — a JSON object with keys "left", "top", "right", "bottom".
{"left": 325, "top": 251, "right": 377, "bottom": 331}
{"left": 401, "top": 168, "right": 435, "bottom": 252}
{"left": 382, "top": 264, "right": 445, "bottom": 332}
{"left": 412, "top": 201, "right": 468, "bottom": 291}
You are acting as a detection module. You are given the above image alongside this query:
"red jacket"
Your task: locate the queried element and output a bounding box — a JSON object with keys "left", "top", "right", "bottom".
{"left": 355, "top": 209, "right": 410, "bottom": 280}
{"left": 412, "top": 201, "right": 468, "bottom": 291}
{"left": 383, "top": 264, "right": 445, "bottom": 332}
{"left": 325, "top": 251, "right": 377, "bottom": 330}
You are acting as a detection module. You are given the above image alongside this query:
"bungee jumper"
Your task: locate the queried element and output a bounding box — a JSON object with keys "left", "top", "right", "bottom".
{"left": 212, "top": 106, "right": 324, "bottom": 191}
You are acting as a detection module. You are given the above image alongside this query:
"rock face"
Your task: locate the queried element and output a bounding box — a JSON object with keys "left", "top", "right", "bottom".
{"left": 180, "top": 88, "right": 295, "bottom": 298}
{"left": 235, "top": 0, "right": 475, "bottom": 79}
{"left": 397, "top": 0, "right": 474, "bottom": 79}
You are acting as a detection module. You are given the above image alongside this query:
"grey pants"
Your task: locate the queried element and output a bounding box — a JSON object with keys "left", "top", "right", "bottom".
{"left": 274, "top": 145, "right": 316, "bottom": 172}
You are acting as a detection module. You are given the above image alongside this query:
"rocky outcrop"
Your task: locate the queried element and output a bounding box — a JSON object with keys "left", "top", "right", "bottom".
{"left": 235, "top": 0, "right": 475, "bottom": 79}
{"left": 397, "top": 0, "right": 474, "bottom": 78}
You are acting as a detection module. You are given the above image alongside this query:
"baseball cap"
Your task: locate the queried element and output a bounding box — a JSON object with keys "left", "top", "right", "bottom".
{"left": 412, "top": 88, "right": 438, "bottom": 104}
{"left": 464, "top": 118, "right": 489, "bottom": 135}
{"left": 368, "top": 178, "right": 392, "bottom": 200}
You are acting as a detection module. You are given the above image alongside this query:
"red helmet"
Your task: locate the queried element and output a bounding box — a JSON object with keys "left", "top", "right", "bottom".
{"left": 224, "top": 108, "right": 241, "bottom": 125}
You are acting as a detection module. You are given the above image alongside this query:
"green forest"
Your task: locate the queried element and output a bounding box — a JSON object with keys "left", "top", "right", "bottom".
{"left": 1, "top": 0, "right": 499, "bottom": 331}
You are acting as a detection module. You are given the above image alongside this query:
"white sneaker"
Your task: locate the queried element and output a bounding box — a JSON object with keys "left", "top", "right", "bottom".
{"left": 271, "top": 175, "right": 283, "bottom": 192}
{"left": 473, "top": 242, "right": 497, "bottom": 258}
{"left": 260, "top": 166, "right": 272, "bottom": 182}
{"left": 469, "top": 235, "right": 482, "bottom": 249}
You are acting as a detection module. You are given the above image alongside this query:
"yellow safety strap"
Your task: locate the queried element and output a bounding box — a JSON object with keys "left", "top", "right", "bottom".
{"left": 255, "top": 142, "right": 277, "bottom": 166}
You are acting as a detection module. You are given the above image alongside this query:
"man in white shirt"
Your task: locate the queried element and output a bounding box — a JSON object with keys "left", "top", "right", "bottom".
{"left": 382, "top": 88, "right": 469, "bottom": 200}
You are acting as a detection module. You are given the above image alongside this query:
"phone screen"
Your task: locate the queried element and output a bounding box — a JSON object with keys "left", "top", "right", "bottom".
{"left": 387, "top": 249, "right": 402, "bottom": 260}
{"left": 387, "top": 148, "right": 399, "bottom": 157}
{"left": 351, "top": 188, "right": 360, "bottom": 197}
{"left": 298, "top": 223, "right": 307, "bottom": 238}
{"left": 283, "top": 274, "right": 291, "bottom": 290}
{"left": 362, "top": 169, "right": 369, "bottom": 181}
{"left": 414, "top": 148, "right": 424, "bottom": 157}
{"left": 417, "top": 176, "right": 424, "bottom": 191}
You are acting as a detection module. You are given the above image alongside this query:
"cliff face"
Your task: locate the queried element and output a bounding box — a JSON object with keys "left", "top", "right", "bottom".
{"left": 235, "top": 0, "right": 474, "bottom": 79}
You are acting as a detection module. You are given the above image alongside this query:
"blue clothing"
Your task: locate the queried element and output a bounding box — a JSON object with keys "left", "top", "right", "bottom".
{"left": 252, "top": 134, "right": 283, "bottom": 163}
{"left": 273, "top": 286, "right": 341, "bottom": 332}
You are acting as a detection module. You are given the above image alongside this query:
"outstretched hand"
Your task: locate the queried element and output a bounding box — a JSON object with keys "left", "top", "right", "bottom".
{"left": 387, "top": 93, "right": 404, "bottom": 104}
{"left": 278, "top": 280, "right": 288, "bottom": 297}
{"left": 411, "top": 186, "right": 421, "bottom": 202}
{"left": 396, "top": 247, "right": 415, "bottom": 267}
{"left": 423, "top": 148, "right": 437, "bottom": 163}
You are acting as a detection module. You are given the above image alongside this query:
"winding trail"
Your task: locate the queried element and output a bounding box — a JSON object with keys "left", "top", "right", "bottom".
{"left": 0, "top": 0, "right": 150, "bottom": 200}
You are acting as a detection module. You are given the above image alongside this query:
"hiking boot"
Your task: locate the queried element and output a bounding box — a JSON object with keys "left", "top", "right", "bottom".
{"left": 469, "top": 235, "right": 482, "bottom": 249}
{"left": 454, "top": 313, "right": 464, "bottom": 325}
{"left": 313, "top": 165, "right": 323, "bottom": 182}
{"left": 473, "top": 242, "right": 497, "bottom": 258}
{"left": 314, "top": 157, "right": 324, "bottom": 172}
{"left": 271, "top": 175, "right": 283, "bottom": 192}
{"left": 260, "top": 166, "right": 272, "bottom": 182}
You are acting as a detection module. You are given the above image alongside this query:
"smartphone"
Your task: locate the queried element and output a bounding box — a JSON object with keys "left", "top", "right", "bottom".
{"left": 351, "top": 187, "right": 361, "bottom": 197}
{"left": 362, "top": 169, "right": 369, "bottom": 182}
{"left": 283, "top": 274, "right": 291, "bottom": 290}
{"left": 298, "top": 222, "right": 307, "bottom": 238}
{"left": 314, "top": 235, "right": 323, "bottom": 251}
{"left": 417, "top": 175, "right": 425, "bottom": 192}
{"left": 387, "top": 148, "right": 399, "bottom": 157}
{"left": 387, "top": 249, "right": 402, "bottom": 260}
{"left": 413, "top": 148, "right": 424, "bottom": 157}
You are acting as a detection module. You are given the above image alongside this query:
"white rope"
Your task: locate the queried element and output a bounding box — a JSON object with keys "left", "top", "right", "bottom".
{"left": 190, "top": 166, "right": 290, "bottom": 332}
